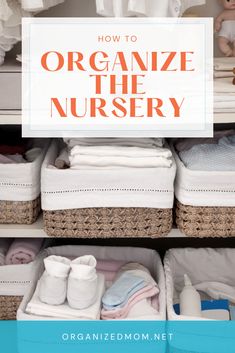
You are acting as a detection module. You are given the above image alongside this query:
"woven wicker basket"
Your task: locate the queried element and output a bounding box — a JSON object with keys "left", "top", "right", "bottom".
{"left": 43, "top": 207, "right": 172, "bottom": 238}
{"left": 0, "top": 295, "right": 22, "bottom": 320}
{"left": 0, "top": 197, "right": 41, "bottom": 224}
{"left": 176, "top": 201, "right": 235, "bottom": 237}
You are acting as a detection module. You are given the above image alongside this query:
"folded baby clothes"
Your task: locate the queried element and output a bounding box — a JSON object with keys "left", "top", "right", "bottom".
{"left": 67, "top": 255, "right": 98, "bottom": 310}
{"left": 0, "top": 154, "right": 27, "bottom": 164}
{"left": 5, "top": 238, "right": 43, "bottom": 265}
{"left": 179, "top": 135, "right": 235, "bottom": 171}
{"left": 64, "top": 138, "right": 164, "bottom": 149}
{"left": 175, "top": 129, "right": 235, "bottom": 152}
{"left": 0, "top": 238, "right": 12, "bottom": 266}
{"left": 101, "top": 262, "right": 159, "bottom": 319}
{"left": 25, "top": 147, "right": 42, "bottom": 162}
{"left": 96, "top": 0, "right": 205, "bottom": 17}
{"left": 20, "top": 0, "right": 65, "bottom": 12}
{"left": 125, "top": 298, "right": 159, "bottom": 320}
{"left": 195, "top": 282, "right": 235, "bottom": 304}
{"left": 214, "top": 77, "right": 235, "bottom": 94}
{"left": 70, "top": 145, "right": 172, "bottom": 158}
{"left": 69, "top": 155, "right": 172, "bottom": 169}
{"left": 101, "top": 285, "right": 159, "bottom": 319}
{"left": 102, "top": 272, "right": 147, "bottom": 310}
{"left": 26, "top": 273, "right": 105, "bottom": 320}
{"left": 214, "top": 57, "right": 235, "bottom": 72}
{"left": 39, "top": 256, "right": 71, "bottom": 305}
{"left": 0, "top": 0, "right": 30, "bottom": 65}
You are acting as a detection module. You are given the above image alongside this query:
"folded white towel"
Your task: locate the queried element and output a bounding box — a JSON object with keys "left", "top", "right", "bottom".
{"left": 195, "top": 282, "right": 235, "bottom": 304}
{"left": 126, "top": 298, "right": 159, "bottom": 320}
{"left": 26, "top": 273, "right": 105, "bottom": 320}
{"left": 64, "top": 138, "right": 164, "bottom": 149}
{"left": 69, "top": 155, "right": 172, "bottom": 169}
{"left": 214, "top": 57, "right": 235, "bottom": 72}
{"left": 214, "top": 71, "right": 234, "bottom": 78}
{"left": 70, "top": 145, "right": 172, "bottom": 158}
{"left": 214, "top": 78, "right": 235, "bottom": 93}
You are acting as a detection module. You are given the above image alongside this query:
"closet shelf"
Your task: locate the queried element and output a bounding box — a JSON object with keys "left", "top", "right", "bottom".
{"left": 0, "top": 217, "right": 185, "bottom": 238}
{"left": 0, "top": 112, "right": 234, "bottom": 125}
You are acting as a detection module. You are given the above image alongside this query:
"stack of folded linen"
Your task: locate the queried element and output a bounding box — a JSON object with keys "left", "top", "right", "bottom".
{"left": 55, "top": 138, "right": 173, "bottom": 169}
{"left": 101, "top": 263, "right": 159, "bottom": 320}
{"left": 176, "top": 131, "right": 235, "bottom": 171}
{"left": 214, "top": 58, "right": 235, "bottom": 114}
{"left": 0, "top": 238, "right": 43, "bottom": 265}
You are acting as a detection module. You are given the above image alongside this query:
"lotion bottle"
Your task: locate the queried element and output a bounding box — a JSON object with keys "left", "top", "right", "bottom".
{"left": 180, "top": 274, "right": 201, "bottom": 317}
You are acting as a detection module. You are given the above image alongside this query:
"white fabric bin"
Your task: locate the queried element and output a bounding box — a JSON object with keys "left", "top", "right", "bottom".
{"left": 164, "top": 248, "right": 235, "bottom": 320}
{"left": 17, "top": 245, "right": 166, "bottom": 321}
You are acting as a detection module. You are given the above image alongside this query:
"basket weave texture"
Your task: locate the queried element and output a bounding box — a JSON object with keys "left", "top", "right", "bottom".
{"left": 0, "top": 197, "right": 41, "bottom": 224}
{"left": 44, "top": 207, "right": 173, "bottom": 238}
{"left": 176, "top": 201, "right": 235, "bottom": 237}
{"left": 0, "top": 295, "right": 22, "bottom": 320}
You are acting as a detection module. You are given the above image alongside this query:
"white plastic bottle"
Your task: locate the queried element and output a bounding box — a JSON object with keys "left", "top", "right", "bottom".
{"left": 180, "top": 274, "right": 201, "bottom": 317}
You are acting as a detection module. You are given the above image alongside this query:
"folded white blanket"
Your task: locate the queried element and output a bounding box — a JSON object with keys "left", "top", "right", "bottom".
{"left": 214, "top": 101, "right": 235, "bottom": 110}
{"left": 195, "top": 282, "right": 235, "bottom": 304}
{"left": 69, "top": 155, "right": 172, "bottom": 169}
{"left": 64, "top": 138, "right": 164, "bottom": 149}
{"left": 26, "top": 273, "right": 105, "bottom": 320}
{"left": 214, "top": 57, "right": 235, "bottom": 72}
{"left": 214, "top": 94, "right": 235, "bottom": 102}
{"left": 70, "top": 145, "right": 172, "bottom": 158}
{"left": 214, "top": 71, "right": 234, "bottom": 78}
{"left": 214, "top": 78, "right": 235, "bottom": 93}
{"left": 179, "top": 135, "right": 235, "bottom": 171}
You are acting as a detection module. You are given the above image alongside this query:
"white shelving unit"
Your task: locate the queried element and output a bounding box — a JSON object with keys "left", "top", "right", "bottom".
{"left": 1, "top": 112, "right": 234, "bottom": 125}
{"left": 0, "top": 217, "right": 186, "bottom": 238}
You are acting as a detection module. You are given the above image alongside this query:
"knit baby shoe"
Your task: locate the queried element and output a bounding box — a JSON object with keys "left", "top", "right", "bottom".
{"left": 39, "top": 255, "right": 71, "bottom": 305}
{"left": 67, "top": 255, "right": 98, "bottom": 309}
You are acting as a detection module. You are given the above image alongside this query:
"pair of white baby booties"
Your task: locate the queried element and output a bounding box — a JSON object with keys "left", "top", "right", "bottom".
{"left": 39, "top": 255, "right": 98, "bottom": 309}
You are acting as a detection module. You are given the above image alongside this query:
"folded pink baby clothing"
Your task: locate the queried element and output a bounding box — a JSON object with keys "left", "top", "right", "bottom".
{"left": 5, "top": 238, "right": 43, "bottom": 265}
{"left": 101, "top": 284, "right": 159, "bottom": 320}
{"left": 96, "top": 260, "right": 126, "bottom": 272}
{"left": 0, "top": 154, "right": 27, "bottom": 164}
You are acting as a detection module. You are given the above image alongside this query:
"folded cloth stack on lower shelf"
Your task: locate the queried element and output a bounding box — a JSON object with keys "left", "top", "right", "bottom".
{"left": 173, "top": 130, "right": 235, "bottom": 237}
{"left": 0, "top": 238, "right": 43, "bottom": 266}
{"left": 214, "top": 58, "right": 235, "bottom": 114}
{"left": 24, "top": 254, "right": 160, "bottom": 320}
{"left": 42, "top": 138, "right": 176, "bottom": 238}
{"left": 0, "top": 238, "right": 43, "bottom": 320}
